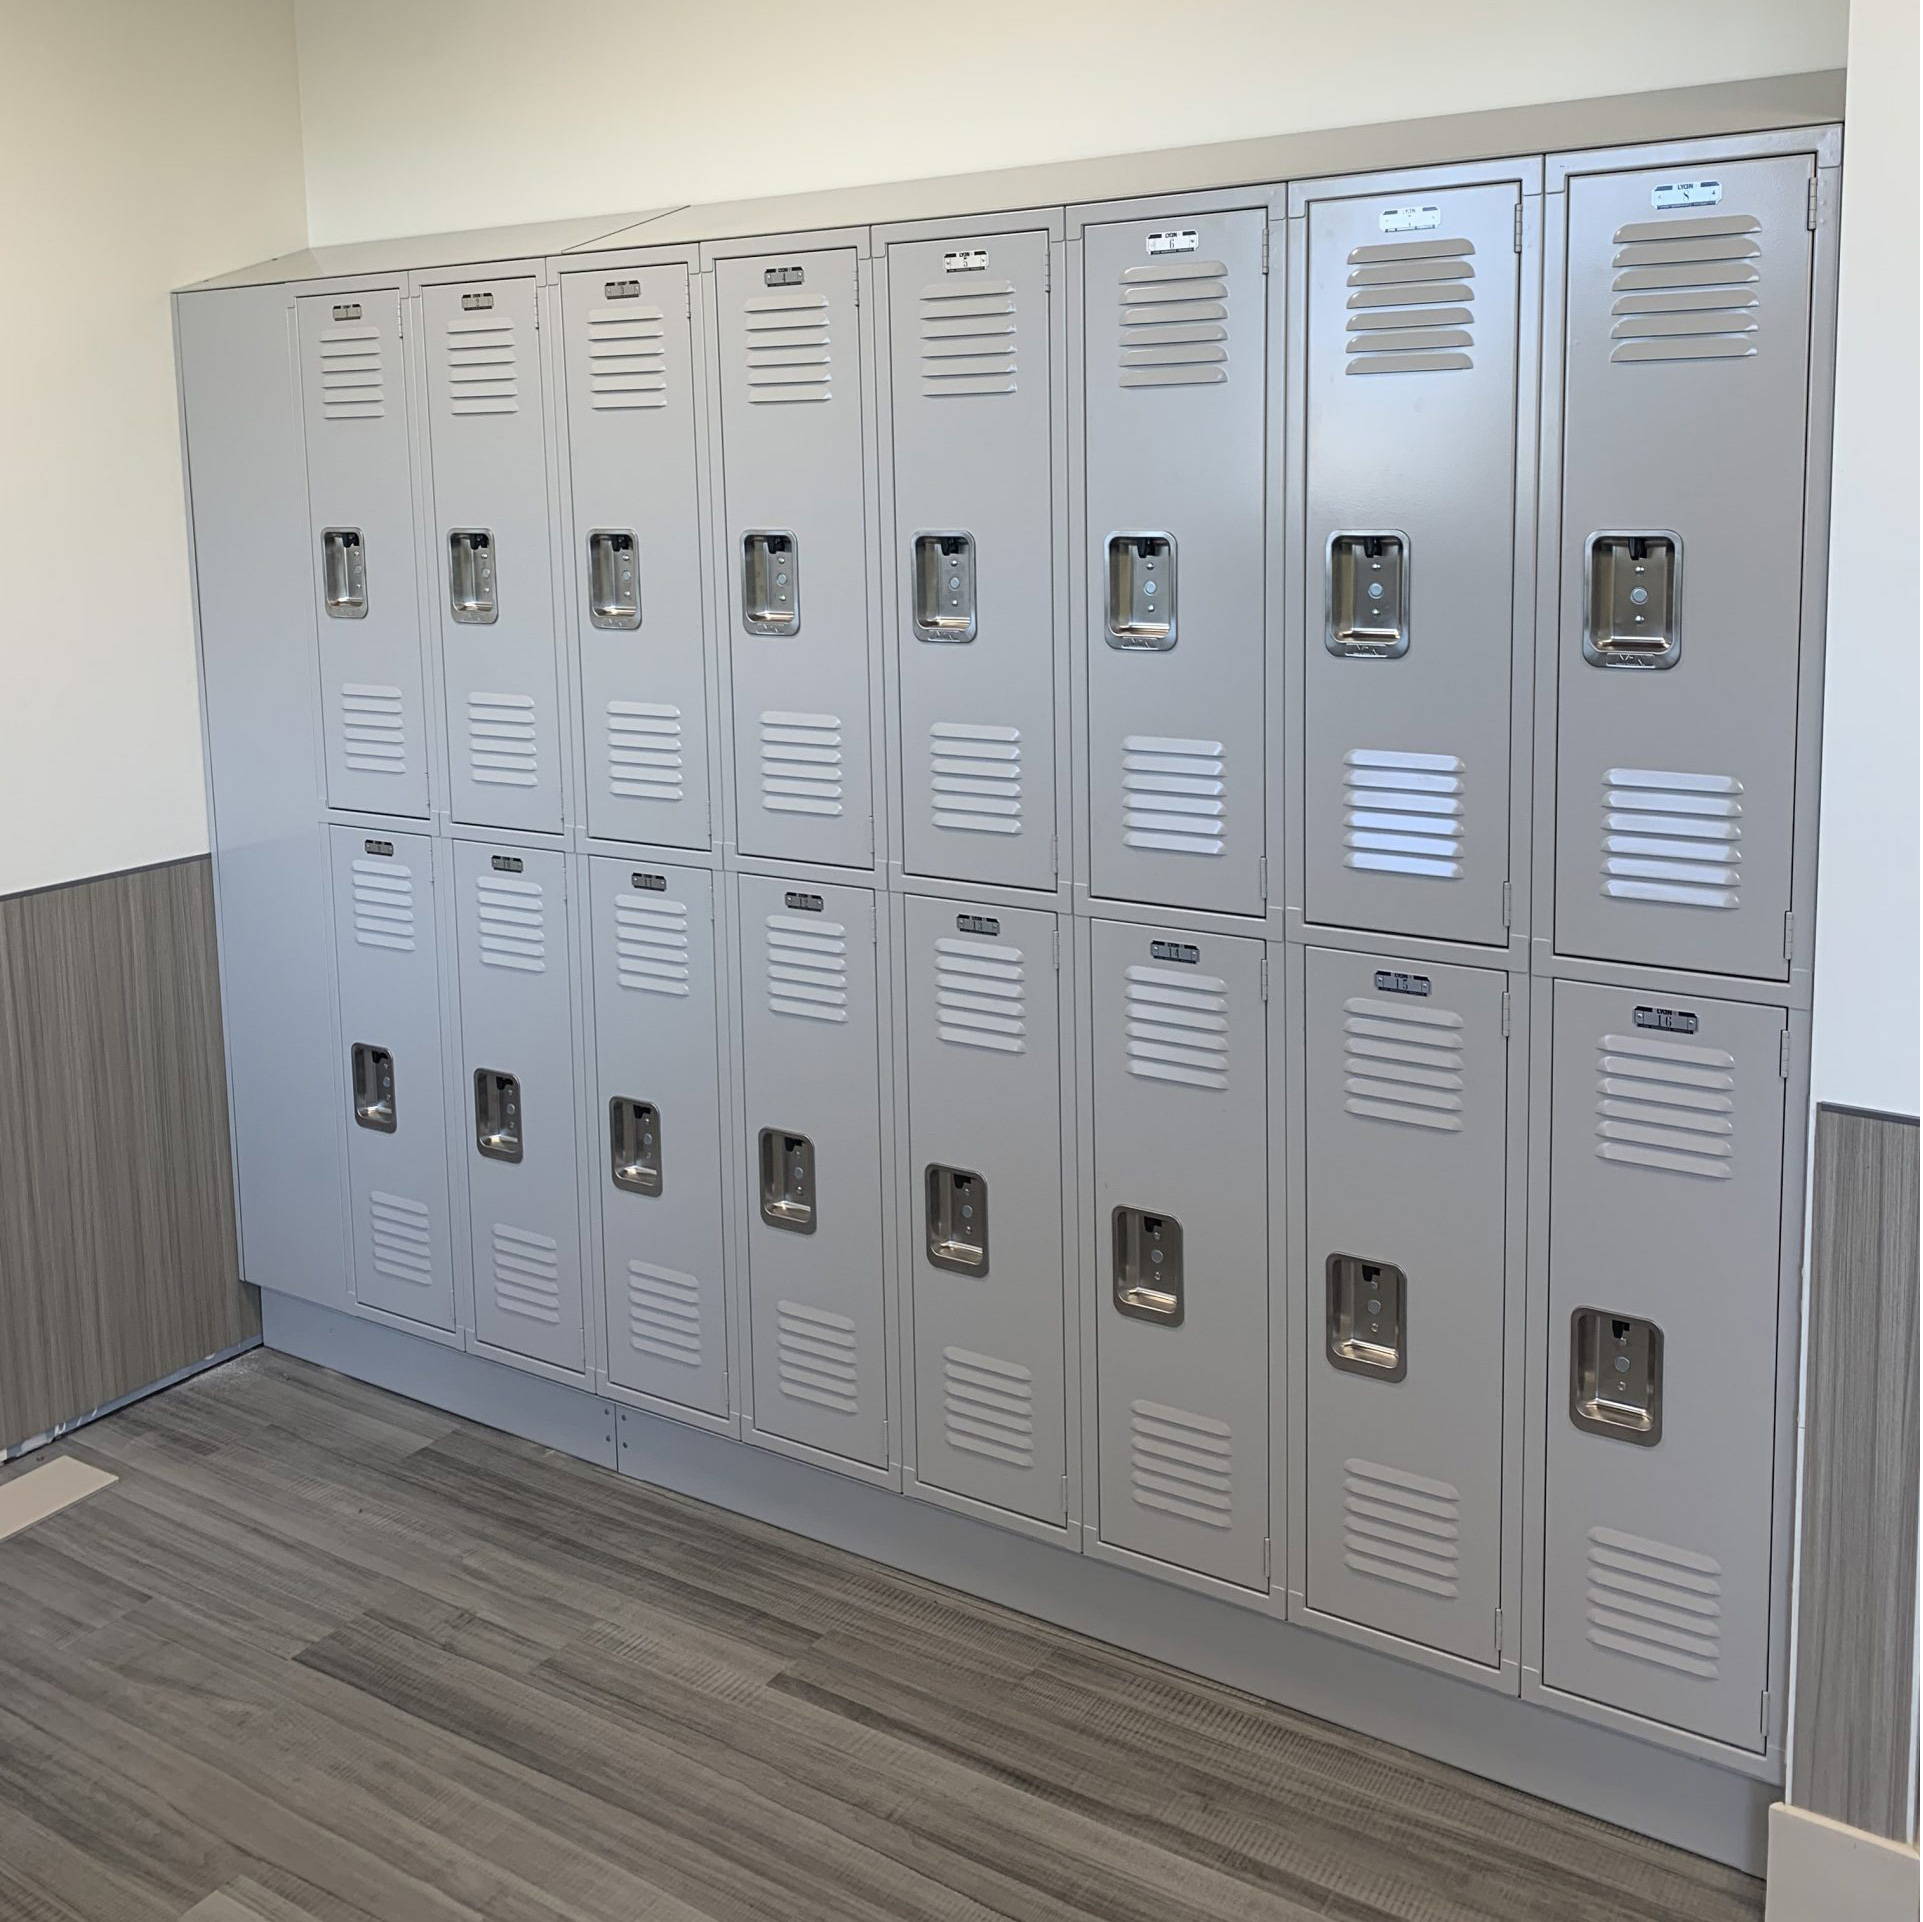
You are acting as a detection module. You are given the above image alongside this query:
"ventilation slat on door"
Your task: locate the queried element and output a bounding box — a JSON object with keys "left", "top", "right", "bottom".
{"left": 1345, "top": 235, "right": 1476, "bottom": 375}
{"left": 776, "top": 1300, "right": 860, "bottom": 1411}
{"left": 930, "top": 722, "right": 1022, "bottom": 835}
{"left": 587, "top": 304, "right": 668, "bottom": 410}
{"left": 445, "top": 315, "right": 519, "bottom": 414}
{"left": 943, "top": 1348, "right": 1036, "bottom": 1467}
{"left": 920, "top": 278, "right": 1018, "bottom": 397}
{"left": 1601, "top": 767, "right": 1743, "bottom": 910}
{"left": 1343, "top": 748, "right": 1464, "bottom": 878}
{"left": 1129, "top": 1399, "right": 1234, "bottom": 1529}
{"left": 766, "top": 912, "right": 848, "bottom": 1023}
{"left": 475, "top": 873, "right": 546, "bottom": 974}
{"left": 1585, "top": 1525, "right": 1723, "bottom": 1678}
{"left": 467, "top": 693, "right": 540, "bottom": 790}
{"left": 340, "top": 683, "right": 408, "bottom": 777}
{"left": 318, "top": 325, "right": 386, "bottom": 420}
{"left": 1124, "top": 963, "right": 1230, "bottom": 1091}
{"left": 1343, "top": 1458, "right": 1462, "bottom": 1598}
{"left": 369, "top": 1191, "right": 434, "bottom": 1287}
{"left": 350, "top": 858, "right": 416, "bottom": 952}
{"left": 1593, "top": 1029, "right": 1738, "bottom": 1180}
{"left": 935, "top": 935, "right": 1026, "bottom": 1054}
{"left": 1117, "top": 260, "right": 1230, "bottom": 387}
{"left": 626, "top": 1260, "right": 703, "bottom": 1368}
{"left": 1341, "top": 993, "right": 1466, "bottom": 1132}
{"left": 491, "top": 1223, "right": 561, "bottom": 1323}
{"left": 606, "top": 702, "right": 685, "bottom": 802}
{"left": 745, "top": 292, "right": 831, "bottom": 403}
{"left": 1122, "top": 735, "right": 1227, "bottom": 856}
{"left": 614, "top": 892, "right": 691, "bottom": 997}
{"left": 759, "top": 711, "right": 845, "bottom": 817}
{"left": 1609, "top": 213, "right": 1764, "bottom": 363}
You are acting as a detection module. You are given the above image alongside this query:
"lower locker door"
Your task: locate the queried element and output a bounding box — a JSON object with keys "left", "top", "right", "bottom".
{"left": 1090, "top": 918, "right": 1269, "bottom": 1588}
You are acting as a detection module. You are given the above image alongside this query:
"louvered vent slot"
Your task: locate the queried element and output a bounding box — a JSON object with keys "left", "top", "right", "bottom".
{"left": 744, "top": 291, "right": 831, "bottom": 403}
{"left": 475, "top": 873, "right": 545, "bottom": 974}
{"left": 318, "top": 325, "right": 385, "bottom": 420}
{"left": 1345, "top": 748, "right": 1464, "bottom": 878}
{"left": 1602, "top": 767, "right": 1742, "bottom": 910}
{"left": 467, "top": 692, "right": 540, "bottom": 790}
{"left": 340, "top": 683, "right": 407, "bottom": 778}
{"left": 1118, "top": 259, "right": 1230, "bottom": 388}
{"left": 368, "top": 1191, "right": 433, "bottom": 1288}
{"left": 930, "top": 722, "right": 1022, "bottom": 836}
{"left": 1342, "top": 993, "right": 1465, "bottom": 1133}
{"left": 350, "top": 858, "right": 416, "bottom": 952}
{"left": 935, "top": 936, "right": 1026, "bottom": 1054}
{"left": 1343, "top": 1459, "right": 1461, "bottom": 1598}
{"left": 491, "top": 1222, "right": 561, "bottom": 1325}
{"left": 1585, "top": 1525, "right": 1723, "bottom": 1678}
{"left": 1344, "top": 236, "right": 1475, "bottom": 375}
{"left": 1129, "top": 1398, "right": 1233, "bottom": 1529}
{"left": 625, "top": 1260, "right": 703, "bottom": 1369}
{"left": 766, "top": 912, "right": 848, "bottom": 1023}
{"left": 587, "top": 303, "right": 667, "bottom": 410}
{"left": 606, "top": 701, "right": 684, "bottom": 802}
{"left": 1594, "top": 1029, "right": 1737, "bottom": 1180}
{"left": 942, "top": 1348, "right": 1035, "bottom": 1468}
{"left": 1124, "top": 963, "right": 1230, "bottom": 1092}
{"left": 919, "top": 279, "right": 1018, "bottom": 397}
{"left": 614, "top": 892, "right": 690, "bottom": 997}
{"left": 759, "top": 710, "right": 844, "bottom": 817}
{"left": 445, "top": 313, "right": 519, "bottom": 415}
{"left": 1122, "top": 735, "right": 1226, "bottom": 856}
{"left": 1609, "top": 214, "right": 1762, "bottom": 364}
{"left": 776, "top": 1299, "right": 860, "bottom": 1412}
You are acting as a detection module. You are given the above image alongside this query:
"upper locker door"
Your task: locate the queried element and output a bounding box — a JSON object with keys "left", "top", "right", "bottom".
{"left": 1302, "top": 183, "right": 1521, "bottom": 946}
{"left": 560, "top": 264, "right": 712, "bottom": 850}
{"left": 1082, "top": 207, "right": 1268, "bottom": 918}
{"left": 422, "top": 274, "right": 565, "bottom": 834}
{"left": 298, "top": 290, "right": 430, "bottom": 818}
{"left": 887, "top": 229, "right": 1057, "bottom": 891}
{"left": 714, "top": 246, "right": 874, "bottom": 869}
{"left": 1553, "top": 155, "right": 1815, "bottom": 979}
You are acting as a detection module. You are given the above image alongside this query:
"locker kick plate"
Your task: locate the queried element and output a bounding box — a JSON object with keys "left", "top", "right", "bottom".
{"left": 350, "top": 1043, "right": 395, "bottom": 1133}
{"left": 912, "top": 534, "right": 977, "bottom": 643}
{"left": 586, "top": 529, "right": 641, "bottom": 630}
{"left": 1569, "top": 1309, "right": 1664, "bottom": 1444}
{"left": 759, "top": 1129, "right": 816, "bottom": 1232}
{"left": 1325, "top": 1254, "right": 1407, "bottom": 1380}
{"left": 1583, "top": 533, "right": 1680, "bottom": 668}
{"left": 321, "top": 528, "right": 368, "bottom": 619}
{"left": 742, "top": 532, "right": 800, "bottom": 635}
{"left": 1105, "top": 534, "right": 1176, "bottom": 650}
{"left": 1326, "top": 532, "right": 1409, "bottom": 659}
{"left": 1113, "top": 1208, "right": 1184, "bottom": 1323}
{"left": 609, "top": 1097, "right": 662, "bottom": 1196}
{"left": 925, "top": 1165, "right": 988, "bottom": 1275}
{"left": 473, "top": 1069, "right": 523, "bottom": 1163}
{"left": 448, "top": 530, "right": 498, "bottom": 625}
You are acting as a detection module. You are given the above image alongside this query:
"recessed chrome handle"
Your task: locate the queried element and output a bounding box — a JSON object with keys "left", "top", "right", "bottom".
{"left": 1106, "top": 534, "right": 1176, "bottom": 650}
{"left": 587, "top": 530, "right": 641, "bottom": 631}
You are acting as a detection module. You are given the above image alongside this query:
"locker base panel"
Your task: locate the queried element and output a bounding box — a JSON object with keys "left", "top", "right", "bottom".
{"left": 902, "top": 1465, "right": 1077, "bottom": 1549}
{"left": 263, "top": 1287, "right": 1778, "bottom": 1872}
{"left": 1288, "top": 1590, "right": 1518, "bottom": 1696}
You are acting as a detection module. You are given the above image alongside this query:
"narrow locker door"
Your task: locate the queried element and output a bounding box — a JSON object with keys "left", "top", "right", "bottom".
{"left": 454, "top": 840, "right": 585, "bottom": 1372}
{"left": 1082, "top": 207, "right": 1268, "bottom": 918}
{"left": 422, "top": 275, "right": 565, "bottom": 834}
{"left": 888, "top": 229, "right": 1057, "bottom": 891}
{"left": 1302, "top": 948, "right": 1508, "bottom": 1664}
{"left": 714, "top": 247, "right": 874, "bottom": 870}
{"left": 1301, "top": 183, "right": 1522, "bottom": 946}
{"left": 737, "top": 874, "right": 888, "bottom": 1467}
{"left": 299, "top": 290, "right": 430, "bottom": 818}
{"left": 904, "top": 895, "right": 1067, "bottom": 1523}
{"left": 329, "top": 828, "right": 455, "bottom": 1330}
{"left": 1542, "top": 980, "right": 1787, "bottom": 1749}
{"left": 588, "top": 855, "right": 727, "bottom": 1418}
{"left": 560, "top": 264, "right": 712, "bottom": 850}
{"left": 1552, "top": 154, "right": 1816, "bottom": 979}
{"left": 1091, "top": 919, "right": 1268, "bottom": 1588}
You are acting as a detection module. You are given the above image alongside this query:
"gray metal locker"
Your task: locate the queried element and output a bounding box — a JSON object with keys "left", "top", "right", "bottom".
{"left": 560, "top": 262, "right": 712, "bottom": 850}
{"left": 1300, "top": 181, "right": 1522, "bottom": 946}
{"left": 454, "top": 838, "right": 585, "bottom": 1372}
{"left": 886, "top": 228, "right": 1057, "bottom": 892}
{"left": 736, "top": 873, "right": 888, "bottom": 1467}
{"left": 1551, "top": 154, "right": 1816, "bottom": 979}
{"left": 1541, "top": 980, "right": 1786, "bottom": 1749}
{"left": 587, "top": 854, "right": 728, "bottom": 1418}
{"left": 1089, "top": 918, "right": 1268, "bottom": 1588}
{"left": 422, "top": 274, "right": 565, "bottom": 834}
{"left": 298, "top": 289, "right": 431, "bottom": 819}
{"left": 713, "top": 246, "right": 874, "bottom": 869}
{"left": 1301, "top": 946, "right": 1507, "bottom": 1664}
{"left": 1081, "top": 206, "right": 1268, "bottom": 918}
{"left": 902, "top": 894, "right": 1066, "bottom": 1524}
{"left": 328, "top": 827, "right": 455, "bottom": 1330}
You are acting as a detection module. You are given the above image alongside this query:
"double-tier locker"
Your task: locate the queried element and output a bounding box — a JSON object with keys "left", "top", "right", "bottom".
{"left": 453, "top": 839, "right": 585, "bottom": 1372}
{"left": 586, "top": 855, "right": 728, "bottom": 1419}
{"left": 297, "top": 288, "right": 431, "bottom": 819}
{"left": 421, "top": 271, "right": 565, "bottom": 834}
{"left": 736, "top": 873, "right": 890, "bottom": 1469}
{"left": 884, "top": 223, "right": 1059, "bottom": 893}
{"left": 1540, "top": 980, "right": 1787, "bottom": 1749}
{"left": 901, "top": 894, "right": 1069, "bottom": 1526}
{"left": 712, "top": 241, "right": 875, "bottom": 870}
{"left": 1087, "top": 918, "right": 1269, "bottom": 1589}
{"left": 328, "top": 827, "right": 455, "bottom": 1330}
{"left": 1079, "top": 200, "right": 1271, "bottom": 918}
{"left": 558, "top": 260, "right": 713, "bottom": 850}
{"left": 1300, "top": 947, "right": 1509, "bottom": 1666}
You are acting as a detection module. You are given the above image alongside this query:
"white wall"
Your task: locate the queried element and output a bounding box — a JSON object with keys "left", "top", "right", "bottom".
{"left": 0, "top": 0, "right": 307, "bottom": 896}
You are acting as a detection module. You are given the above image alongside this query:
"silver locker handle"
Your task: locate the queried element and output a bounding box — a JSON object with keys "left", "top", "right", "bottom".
{"left": 474, "top": 1069, "right": 522, "bottom": 1162}
{"left": 610, "top": 1096, "right": 662, "bottom": 1195}
{"left": 912, "top": 533, "right": 977, "bottom": 643}
{"left": 925, "top": 1165, "right": 989, "bottom": 1275}
{"left": 587, "top": 530, "right": 641, "bottom": 630}
{"left": 1583, "top": 532, "right": 1681, "bottom": 668}
{"left": 758, "top": 1128, "right": 816, "bottom": 1232}
{"left": 321, "top": 528, "right": 368, "bottom": 619}
{"left": 1113, "top": 1207, "right": 1184, "bottom": 1323}
{"left": 1105, "top": 534, "right": 1176, "bottom": 650}
{"left": 350, "top": 1043, "right": 395, "bottom": 1132}
{"left": 1569, "top": 1309, "right": 1665, "bottom": 1444}
{"left": 448, "top": 530, "right": 498, "bottom": 625}
{"left": 742, "top": 532, "right": 799, "bottom": 636}
{"left": 1325, "top": 1253, "right": 1408, "bottom": 1380}
{"left": 1326, "top": 532, "right": 1409, "bottom": 659}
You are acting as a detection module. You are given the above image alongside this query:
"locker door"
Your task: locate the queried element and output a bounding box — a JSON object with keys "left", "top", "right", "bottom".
{"left": 1302, "top": 947, "right": 1508, "bottom": 1664}
{"left": 1302, "top": 183, "right": 1521, "bottom": 946}
{"left": 737, "top": 874, "right": 888, "bottom": 1466}
{"left": 1552, "top": 155, "right": 1815, "bottom": 979}
{"left": 454, "top": 840, "right": 584, "bottom": 1371}
{"left": 714, "top": 247, "right": 874, "bottom": 870}
{"left": 423, "top": 275, "right": 565, "bottom": 834}
{"left": 1082, "top": 208, "right": 1268, "bottom": 917}
{"left": 1542, "top": 980, "right": 1786, "bottom": 1749}
{"left": 560, "top": 264, "right": 712, "bottom": 850}
{"left": 1090, "top": 919, "right": 1268, "bottom": 1587}
{"left": 588, "top": 855, "right": 727, "bottom": 1417}
{"left": 887, "top": 229, "right": 1057, "bottom": 891}
{"left": 299, "top": 291, "right": 430, "bottom": 818}
{"left": 904, "top": 894, "right": 1066, "bottom": 1523}
{"left": 329, "top": 828, "right": 454, "bottom": 1330}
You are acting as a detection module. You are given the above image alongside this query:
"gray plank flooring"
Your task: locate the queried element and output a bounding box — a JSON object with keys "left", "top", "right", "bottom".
{"left": 0, "top": 1351, "right": 1764, "bottom": 1922}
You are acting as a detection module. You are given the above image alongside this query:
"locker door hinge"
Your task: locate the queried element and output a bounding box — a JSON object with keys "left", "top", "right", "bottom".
{"left": 1806, "top": 178, "right": 1821, "bottom": 230}
{"left": 1263, "top": 1537, "right": 1273, "bottom": 1581}
{"left": 1761, "top": 1688, "right": 1773, "bottom": 1737}
{"left": 1052, "top": 921, "right": 1062, "bottom": 969}
{"left": 1500, "top": 991, "right": 1512, "bottom": 1039}
{"left": 1261, "top": 225, "right": 1271, "bottom": 275}
{"left": 1500, "top": 879, "right": 1512, "bottom": 928}
{"left": 1494, "top": 1607, "right": 1505, "bottom": 1655}
{"left": 1513, "top": 203, "right": 1524, "bottom": 251}
{"left": 1260, "top": 954, "right": 1270, "bottom": 1002}
{"left": 1782, "top": 910, "right": 1795, "bottom": 960}
{"left": 1779, "top": 1028, "right": 1793, "bottom": 1079}
{"left": 1258, "top": 855, "right": 1269, "bottom": 904}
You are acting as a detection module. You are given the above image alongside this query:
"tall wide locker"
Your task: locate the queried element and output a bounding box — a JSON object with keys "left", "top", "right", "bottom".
{"left": 1088, "top": 919, "right": 1268, "bottom": 1589}
{"left": 586, "top": 854, "right": 728, "bottom": 1418}
{"left": 1540, "top": 980, "right": 1787, "bottom": 1750}
{"left": 453, "top": 839, "right": 585, "bottom": 1372}
{"left": 885, "top": 225, "right": 1058, "bottom": 892}
{"left": 736, "top": 873, "right": 889, "bottom": 1469}
{"left": 1080, "top": 201, "right": 1269, "bottom": 918}
{"left": 1550, "top": 150, "right": 1817, "bottom": 980}
{"left": 713, "top": 243, "right": 875, "bottom": 870}
{"left": 559, "top": 261, "right": 713, "bottom": 850}
{"left": 1298, "top": 175, "right": 1525, "bottom": 946}
{"left": 421, "top": 271, "right": 565, "bottom": 834}
{"left": 328, "top": 828, "right": 456, "bottom": 1331}
{"left": 297, "top": 288, "right": 431, "bottom": 819}
{"left": 1300, "top": 947, "right": 1508, "bottom": 1666}
{"left": 902, "top": 894, "right": 1067, "bottom": 1526}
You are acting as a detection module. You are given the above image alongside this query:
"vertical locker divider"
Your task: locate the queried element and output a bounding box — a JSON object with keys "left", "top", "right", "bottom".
{"left": 433, "top": 830, "right": 476, "bottom": 1341}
